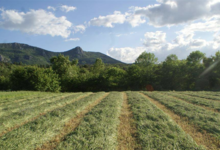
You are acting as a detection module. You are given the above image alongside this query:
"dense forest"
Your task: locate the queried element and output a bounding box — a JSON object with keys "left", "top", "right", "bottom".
{"left": 1, "top": 50, "right": 220, "bottom": 92}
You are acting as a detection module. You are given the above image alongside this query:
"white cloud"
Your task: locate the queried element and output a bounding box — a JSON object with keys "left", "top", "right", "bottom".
{"left": 0, "top": 9, "right": 72, "bottom": 38}
{"left": 88, "top": 0, "right": 220, "bottom": 28}
{"left": 180, "top": 16, "right": 220, "bottom": 34}
{"left": 73, "top": 24, "right": 86, "bottom": 33}
{"left": 107, "top": 30, "right": 220, "bottom": 63}
{"left": 89, "top": 11, "right": 126, "bottom": 27}
{"left": 126, "top": 13, "right": 146, "bottom": 27}
{"left": 107, "top": 47, "right": 146, "bottom": 63}
{"left": 47, "top": 6, "right": 56, "bottom": 11}
{"left": 190, "top": 39, "right": 208, "bottom": 49}
{"left": 60, "top": 5, "right": 76, "bottom": 13}
{"left": 132, "top": 0, "right": 220, "bottom": 27}
{"left": 65, "top": 38, "right": 80, "bottom": 42}
{"left": 213, "top": 32, "right": 220, "bottom": 49}
{"left": 142, "top": 31, "right": 166, "bottom": 50}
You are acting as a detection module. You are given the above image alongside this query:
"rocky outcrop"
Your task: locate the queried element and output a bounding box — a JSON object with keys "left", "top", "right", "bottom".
{"left": 0, "top": 55, "right": 4, "bottom": 61}
{"left": 0, "top": 54, "right": 10, "bottom": 62}
{"left": 63, "top": 46, "right": 85, "bottom": 58}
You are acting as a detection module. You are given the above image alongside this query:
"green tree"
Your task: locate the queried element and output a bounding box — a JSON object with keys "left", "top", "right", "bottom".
{"left": 50, "top": 54, "right": 71, "bottom": 77}
{"left": 135, "top": 52, "right": 158, "bottom": 66}
{"left": 187, "top": 51, "right": 205, "bottom": 65}
{"left": 92, "top": 58, "right": 105, "bottom": 74}
{"left": 10, "top": 66, "right": 60, "bottom": 92}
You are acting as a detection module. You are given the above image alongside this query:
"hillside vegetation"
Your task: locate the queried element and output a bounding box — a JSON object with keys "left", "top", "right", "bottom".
{"left": 0, "top": 43, "right": 122, "bottom": 65}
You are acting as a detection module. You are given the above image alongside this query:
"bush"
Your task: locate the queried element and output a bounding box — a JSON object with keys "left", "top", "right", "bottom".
{"left": 10, "top": 66, "right": 60, "bottom": 92}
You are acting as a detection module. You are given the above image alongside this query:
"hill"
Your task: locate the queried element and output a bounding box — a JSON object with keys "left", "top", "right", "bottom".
{"left": 0, "top": 43, "right": 123, "bottom": 65}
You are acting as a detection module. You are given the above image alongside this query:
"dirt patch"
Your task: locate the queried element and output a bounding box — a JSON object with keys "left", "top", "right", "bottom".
{"left": 139, "top": 92, "right": 220, "bottom": 150}
{"left": 36, "top": 93, "right": 109, "bottom": 150}
{"left": 117, "top": 92, "right": 140, "bottom": 150}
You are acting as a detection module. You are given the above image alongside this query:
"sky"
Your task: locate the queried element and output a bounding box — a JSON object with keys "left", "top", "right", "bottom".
{"left": 0, "top": 0, "right": 220, "bottom": 63}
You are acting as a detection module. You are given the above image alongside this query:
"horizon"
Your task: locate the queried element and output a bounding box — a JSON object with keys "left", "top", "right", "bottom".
{"left": 0, "top": 0, "right": 220, "bottom": 63}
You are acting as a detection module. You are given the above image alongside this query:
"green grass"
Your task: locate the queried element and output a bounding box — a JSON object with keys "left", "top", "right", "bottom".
{"left": 164, "top": 92, "right": 220, "bottom": 111}
{"left": 0, "top": 93, "right": 72, "bottom": 117}
{"left": 0, "top": 92, "right": 106, "bottom": 150}
{"left": 179, "top": 91, "right": 220, "bottom": 101}
{"left": 143, "top": 91, "right": 220, "bottom": 140}
{"left": 0, "top": 91, "right": 219, "bottom": 149}
{"left": 0, "top": 91, "right": 45, "bottom": 104}
{"left": 127, "top": 92, "right": 204, "bottom": 150}
{"left": 56, "top": 92, "right": 124, "bottom": 150}
{"left": 0, "top": 92, "right": 55, "bottom": 107}
{"left": 0, "top": 93, "right": 87, "bottom": 134}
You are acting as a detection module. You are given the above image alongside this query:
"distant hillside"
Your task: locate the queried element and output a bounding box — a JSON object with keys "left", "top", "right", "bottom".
{"left": 0, "top": 43, "right": 123, "bottom": 65}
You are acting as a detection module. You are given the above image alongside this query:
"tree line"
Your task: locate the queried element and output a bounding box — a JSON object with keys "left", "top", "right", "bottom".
{"left": 1, "top": 50, "right": 220, "bottom": 92}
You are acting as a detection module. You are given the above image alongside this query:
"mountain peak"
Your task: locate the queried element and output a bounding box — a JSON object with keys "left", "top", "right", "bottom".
{"left": 75, "top": 46, "right": 83, "bottom": 53}
{"left": 64, "top": 46, "right": 84, "bottom": 56}
{"left": 0, "top": 43, "right": 123, "bottom": 65}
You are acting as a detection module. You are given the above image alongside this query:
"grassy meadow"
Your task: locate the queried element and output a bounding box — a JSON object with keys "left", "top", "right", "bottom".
{"left": 0, "top": 91, "right": 220, "bottom": 150}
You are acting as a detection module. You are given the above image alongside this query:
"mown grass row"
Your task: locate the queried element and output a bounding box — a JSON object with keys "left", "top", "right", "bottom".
{"left": 143, "top": 92, "right": 220, "bottom": 141}
{"left": 0, "top": 91, "right": 49, "bottom": 104}
{"left": 0, "top": 93, "right": 88, "bottom": 134}
{"left": 126, "top": 92, "right": 204, "bottom": 150}
{"left": 164, "top": 92, "right": 220, "bottom": 112}
{"left": 0, "top": 93, "right": 73, "bottom": 117}
{"left": 0, "top": 93, "right": 62, "bottom": 110}
{"left": 179, "top": 91, "right": 220, "bottom": 101}
{"left": 55, "top": 92, "right": 124, "bottom": 150}
{"left": 0, "top": 93, "right": 53, "bottom": 107}
{"left": 0, "top": 93, "right": 59, "bottom": 109}
{"left": 0, "top": 92, "right": 106, "bottom": 150}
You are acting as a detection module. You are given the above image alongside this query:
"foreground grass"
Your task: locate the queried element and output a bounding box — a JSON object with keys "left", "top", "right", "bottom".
{"left": 0, "top": 93, "right": 86, "bottom": 134}
{"left": 56, "top": 92, "right": 124, "bottom": 150}
{"left": 0, "top": 92, "right": 105, "bottom": 150}
{"left": 143, "top": 92, "right": 220, "bottom": 142}
{"left": 127, "top": 92, "right": 204, "bottom": 150}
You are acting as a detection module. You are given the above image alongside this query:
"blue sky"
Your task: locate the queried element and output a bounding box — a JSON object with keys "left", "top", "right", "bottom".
{"left": 0, "top": 0, "right": 220, "bottom": 63}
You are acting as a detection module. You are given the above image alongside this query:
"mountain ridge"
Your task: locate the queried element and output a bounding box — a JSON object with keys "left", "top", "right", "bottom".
{"left": 0, "top": 43, "right": 123, "bottom": 65}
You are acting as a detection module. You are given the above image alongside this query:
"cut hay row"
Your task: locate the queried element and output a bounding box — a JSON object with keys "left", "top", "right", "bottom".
{"left": 55, "top": 92, "right": 124, "bottom": 150}
{"left": 127, "top": 92, "right": 204, "bottom": 150}
{"left": 181, "top": 92, "right": 220, "bottom": 101}
{"left": 0, "top": 92, "right": 106, "bottom": 150}
{"left": 140, "top": 92, "right": 218, "bottom": 150}
{"left": 143, "top": 92, "right": 220, "bottom": 149}
{"left": 0, "top": 93, "right": 89, "bottom": 135}
{"left": 0, "top": 93, "right": 75, "bottom": 118}
{"left": 36, "top": 93, "right": 109, "bottom": 150}
{"left": 164, "top": 92, "right": 220, "bottom": 112}
{"left": 0, "top": 93, "right": 58, "bottom": 107}
{"left": 117, "top": 93, "right": 139, "bottom": 150}
{"left": 0, "top": 91, "right": 47, "bottom": 104}
{"left": 0, "top": 93, "right": 66, "bottom": 112}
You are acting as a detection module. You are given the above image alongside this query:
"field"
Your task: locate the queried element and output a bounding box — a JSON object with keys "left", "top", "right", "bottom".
{"left": 0, "top": 91, "right": 220, "bottom": 150}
